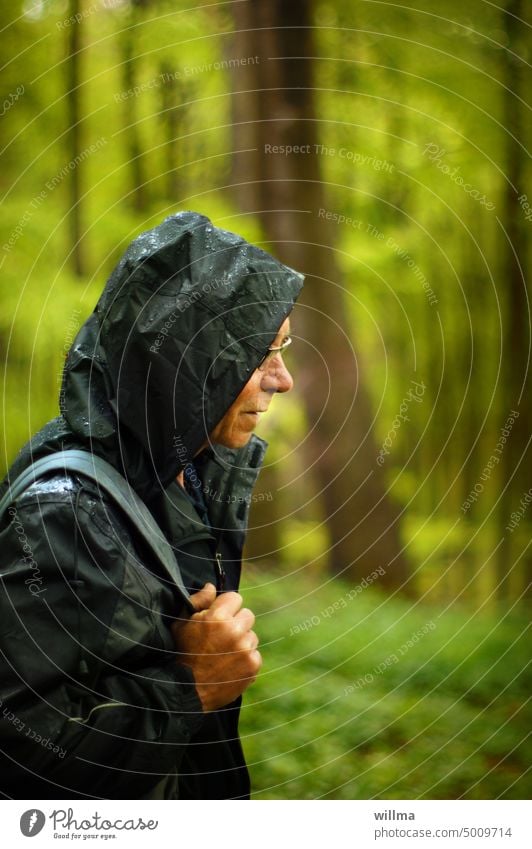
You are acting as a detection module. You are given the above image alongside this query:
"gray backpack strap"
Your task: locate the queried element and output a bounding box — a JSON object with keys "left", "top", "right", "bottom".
{"left": 0, "top": 450, "right": 194, "bottom": 615}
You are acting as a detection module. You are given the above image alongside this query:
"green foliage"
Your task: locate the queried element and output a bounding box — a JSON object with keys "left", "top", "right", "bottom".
{"left": 0, "top": 0, "right": 529, "bottom": 801}
{"left": 240, "top": 569, "right": 531, "bottom": 799}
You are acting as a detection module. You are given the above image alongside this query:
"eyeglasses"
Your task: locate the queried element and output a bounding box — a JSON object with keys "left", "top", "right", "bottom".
{"left": 258, "top": 336, "right": 292, "bottom": 371}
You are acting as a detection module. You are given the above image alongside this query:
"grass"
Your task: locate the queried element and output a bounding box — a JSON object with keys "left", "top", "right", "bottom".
{"left": 238, "top": 567, "right": 531, "bottom": 799}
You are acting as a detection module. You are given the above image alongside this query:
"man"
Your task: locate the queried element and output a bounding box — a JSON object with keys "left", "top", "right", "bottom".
{"left": 0, "top": 211, "right": 303, "bottom": 799}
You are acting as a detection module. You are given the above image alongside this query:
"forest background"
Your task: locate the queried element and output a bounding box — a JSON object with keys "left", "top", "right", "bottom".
{"left": 1, "top": 0, "right": 530, "bottom": 799}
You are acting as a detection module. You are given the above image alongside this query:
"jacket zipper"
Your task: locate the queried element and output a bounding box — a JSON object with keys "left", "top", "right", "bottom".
{"left": 214, "top": 550, "right": 226, "bottom": 591}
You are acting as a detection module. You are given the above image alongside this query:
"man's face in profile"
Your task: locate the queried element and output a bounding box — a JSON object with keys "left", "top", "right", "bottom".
{"left": 209, "top": 317, "right": 293, "bottom": 449}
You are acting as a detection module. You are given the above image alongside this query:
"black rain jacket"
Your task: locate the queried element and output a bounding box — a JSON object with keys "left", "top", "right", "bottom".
{"left": 0, "top": 212, "right": 303, "bottom": 800}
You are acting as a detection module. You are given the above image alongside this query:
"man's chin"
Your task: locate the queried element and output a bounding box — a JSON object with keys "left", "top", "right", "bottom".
{"left": 215, "top": 432, "right": 253, "bottom": 450}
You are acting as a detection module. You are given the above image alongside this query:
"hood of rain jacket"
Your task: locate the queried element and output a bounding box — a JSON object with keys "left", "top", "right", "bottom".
{"left": 56, "top": 210, "right": 303, "bottom": 502}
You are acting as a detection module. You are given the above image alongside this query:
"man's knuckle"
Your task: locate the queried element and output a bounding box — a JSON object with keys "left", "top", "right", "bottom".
{"left": 211, "top": 608, "right": 229, "bottom": 622}
{"left": 249, "top": 649, "right": 262, "bottom": 673}
{"left": 239, "top": 616, "right": 255, "bottom": 634}
{"left": 241, "top": 607, "right": 255, "bottom": 625}
{"left": 242, "top": 630, "right": 258, "bottom": 651}
{"left": 192, "top": 609, "right": 208, "bottom": 621}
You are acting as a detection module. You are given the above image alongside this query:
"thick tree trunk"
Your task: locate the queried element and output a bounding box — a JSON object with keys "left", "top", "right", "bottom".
{"left": 496, "top": 0, "right": 531, "bottom": 601}
{"left": 231, "top": 1, "right": 410, "bottom": 591}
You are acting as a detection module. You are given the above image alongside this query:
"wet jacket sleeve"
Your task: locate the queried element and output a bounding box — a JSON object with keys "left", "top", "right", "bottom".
{"left": 0, "top": 486, "right": 204, "bottom": 799}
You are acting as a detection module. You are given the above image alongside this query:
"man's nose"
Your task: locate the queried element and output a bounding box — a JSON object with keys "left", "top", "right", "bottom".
{"left": 260, "top": 357, "right": 294, "bottom": 393}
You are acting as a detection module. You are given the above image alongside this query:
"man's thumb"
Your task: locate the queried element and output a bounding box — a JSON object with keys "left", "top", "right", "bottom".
{"left": 189, "top": 582, "right": 217, "bottom": 613}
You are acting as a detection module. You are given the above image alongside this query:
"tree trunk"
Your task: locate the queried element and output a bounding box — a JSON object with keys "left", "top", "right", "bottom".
{"left": 231, "top": 1, "right": 410, "bottom": 591}
{"left": 66, "top": 0, "right": 84, "bottom": 277}
{"left": 121, "top": 0, "right": 148, "bottom": 212}
{"left": 158, "top": 60, "right": 180, "bottom": 201}
{"left": 496, "top": 0, "right": 531, "bottom": 602}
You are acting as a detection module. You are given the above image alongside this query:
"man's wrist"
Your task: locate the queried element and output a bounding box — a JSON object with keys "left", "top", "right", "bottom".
{"left": 174, "top": 660, "right": 208, "bottom": 713}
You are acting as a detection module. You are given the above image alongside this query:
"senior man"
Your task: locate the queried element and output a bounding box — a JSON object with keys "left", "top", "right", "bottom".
{"left": 0, "top": 212, "right": 303, "bottom": 799}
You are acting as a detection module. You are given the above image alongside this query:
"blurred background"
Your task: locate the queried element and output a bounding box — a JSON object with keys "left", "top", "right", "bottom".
{"left": 1, "top": 0, "right": 530, "bottom": 798}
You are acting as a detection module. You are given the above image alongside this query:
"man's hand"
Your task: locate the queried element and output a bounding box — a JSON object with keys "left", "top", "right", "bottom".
{"left": 171, "top": 583, "right": 262, "bottom": 712}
